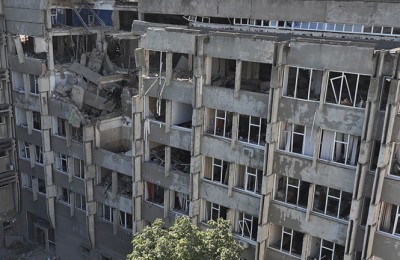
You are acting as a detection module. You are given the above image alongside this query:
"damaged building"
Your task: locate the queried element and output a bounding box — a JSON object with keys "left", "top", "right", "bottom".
{"left": 1, "top": 0, "right": 400, "bottom": 259}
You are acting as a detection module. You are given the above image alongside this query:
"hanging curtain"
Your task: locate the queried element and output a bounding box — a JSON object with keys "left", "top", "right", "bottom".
{"left": 348, "top": 135, "right": 360, "bottom": 165}
{"left": 380, "top": 203, "right": 393, "bottom": 232}
{"left": 320, "top": 130, "right": 335, "bottom": 160}
{"left": 223, "top": 163, "right": 229, "bottom": 185}
{"left": 147, "top": 183, "right": 155, "bottom": 201}
{"left": 304, "top": 126, "right": 316, "bottom": 157}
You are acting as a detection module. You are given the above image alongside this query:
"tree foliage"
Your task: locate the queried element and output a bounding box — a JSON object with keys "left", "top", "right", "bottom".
{"left": 128, "top": 217, "right": 243, "bottom": 260}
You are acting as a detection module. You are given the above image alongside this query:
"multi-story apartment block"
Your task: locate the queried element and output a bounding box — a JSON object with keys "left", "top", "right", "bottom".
{"left": 1, "top": 0, "right": 400, "bottom": 259}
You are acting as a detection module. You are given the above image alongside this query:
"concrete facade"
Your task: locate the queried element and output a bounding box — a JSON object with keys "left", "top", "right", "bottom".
{"left": 1, "top": 0, "right": 400, "bottom": 260}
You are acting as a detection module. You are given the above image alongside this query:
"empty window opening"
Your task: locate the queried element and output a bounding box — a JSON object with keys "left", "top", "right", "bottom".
{"left": 313, "top": 185, "right": 352, "bottom": 220}
{"left": 33, "top": 111, "right": 41, "bottom": 130}
{"left": 284, "top": 66, "right": 323, "bottom": 101}
{"left": 118, "top": 174, "right": 132, "bottom": 197}
{"left": 210, "top": 57, "right": 236, "bottom": 89}
{"left": 148, "top": 97, "right": 166, "bottom": 122}
{"left": 15, "top": 107, "right": 27, "bottom": 127}
{"left": 71, "top": 126, "right": 83, "bottom": 142}
{"left": 148, "top": 143, "right": 166, "bottom": 166}
{"left": 204, "top": 157, "right": 229, "bottom": 185}
{"left": 237, "top": 212, "right": 258, "bottom": 241}
{"left": 369, "top": 140, "right": 380, "bottom": 171}
{"left": 50, "top": 8, "right": 73, "bottom": 27}
{"left": 360, "top": 197, "right": 371, "bottom": 226}
{"left": 148, "top": 50, "right": 166, "bottom": 76}
{"left": 57, "top": 187, "right": 70, "bottom": 204}
{"left": 270, "top": 225, "right": 304, "bottom": 257}
{"left": 75, "top": 193, "right": 86, "bottom": 211}
{"left": 52, "top": 34, "right": 96, "bottom": 65}
{"left": 274, "top": 175, "right": 310, "bottom": 208}
{"left": 38, "top": 178, "right": 46, "bottom": 194}
{"left": 35, "top": 146, "right": 43, "bottom": 164}
{"left": 238, "top": 115, "right": 267, "bottom": 146}
{"left": 30, "top": 75, "right": 39, "bottom": 95}
{"left": 97, "top": 167, "right": 112, "bottom": 191}
{"left": 21, "top": 172, "right": 33, "bottom": 189}
{"left": 379, "top": 77, "right": 391, "bottom": 111}
{"left": 55, "top": 153, "right": 68, "bottom": 173}
{"left": 170, "top": 147, "right": 191, "bottom": 174}
{"left": 173, "top": 191, "right": 190, "bottom": 215}
{"left": 146, "top": 182, "right": 165, "bottom": 206}
{"left": 172, "top": 101, "right": 192, "bottom": 128}
{"left": 319, "top": 239, "right": 345, "bottom": 260}
{"left": 119, "top": 210, "right": 133, "bottom": 230}
{"left": 98, "top": 203, "right": 113, "bottom": 223}
{"left": 389, "top": 143, "right": 400, "bottom": 177}
{"left": 144, "top": 13, "right": 188, "bottom": 26}
{"left": 240, "top": 61, "right": 272, "bottom": 94}
{"left": 203, "top": 201, "right": 228, "bottom": 222}
{"left": 325, "top": 71, "right": 370, "bottom": 108}
{"left": 279, "top": 123, "right": 316, "bottom": 157}
{"left": 236, "top": 165, "right": 263, "bottom": 194}
{"left": 171, "top": 53, "right": 193, "bottom": 82}
{"left": 205, "top": 108, "right": 233, "bottom": 138}
{"left": 319, "top": 130, "right": 360, "bottom": 166}
{"left": 119, "top": 11, "right": 138, "bottom": 31}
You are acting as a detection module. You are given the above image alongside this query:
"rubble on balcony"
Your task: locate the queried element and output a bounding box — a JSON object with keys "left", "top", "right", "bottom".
{"left": 170, "top": 147, "right": 191, "bottom": 174}
{"left": 149, "top": 145, "right": 166, "bottom": 166}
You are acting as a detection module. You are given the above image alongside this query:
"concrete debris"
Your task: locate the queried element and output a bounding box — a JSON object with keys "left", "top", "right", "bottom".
{"left": 87, "top": 49, "right": 105, "bottom": 73}
{"left": 70, "top": 85, "right": 85, "bottom": 109}
{"left": 149, "top": 146, "right": 166, "bottom": 166}
{"left": 5, "top": 235, "right": 23, "bottom": 248}
{"left": 55, "top": 85, "right": 72, "bottom": 97}
{"left": 171, "top": 148, "right": 191, "bottom": 174}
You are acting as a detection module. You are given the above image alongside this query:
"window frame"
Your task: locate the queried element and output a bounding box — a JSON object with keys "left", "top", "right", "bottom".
{"left": 237, "top": 212, "right": 258, "bottom": 241}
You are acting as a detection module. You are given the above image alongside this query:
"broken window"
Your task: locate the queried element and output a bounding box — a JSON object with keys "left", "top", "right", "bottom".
{"left": 313, "top": 185, "right": 352, "bottom": 221}
{"left": 173, "top": 191, "right": 190, "bottom": 215}
{"left": 35, "top": 145, "right": 43, "bottom": 164}
{"left": 274, "top": 175, "right": 310, "bottom": 208}
{"left": 210, "top": 57, "right": 236, "bottom": 89}
{"left": 146, "top": 182, "right": 165, "bottom": 206}
{"left": 56, "top": 118, "right": 67, "bottom": 137}
{"left": 29, "top": 75, "right": 39, "bottom": 95}
{"left": 237, "top": 212, "right": 258, "bottom": 241}
{"left": 238, "top": 115, "right": 267, "bottom": 146}
{"left": 319, "top": 239, "right": 345, "bottom": 260}
{"left": 75, "top": 193, "right": 86, "bottom": 211}
{"left": 284, "top": 66, "right": 323, "bottom": 101}
{"left": 172, "top": 101, "right": 192, "bottom": 129}
{"left": 240, "top": 61, "right": 272, "bottom": 94}
{"left": 379, "top": 77, "right": 391, "bottom": 111}
{"left": 279, "top": 123, "right": 316, "bottom": 157}
{"left": 21, "top": 172, "right": 32, "bottom": 189}
{"left": 119, "top": 210, "right": 133, "bottom": 230}
{"left": 148, "top": 144, "right": 166, "bottom": 166}
{"left": 369, "top": 140, "right": 380, "bottom": 171}
{"left": 236, "top": 165, "right": 263, "bottom": 194}
{"left": 319, "top": 130, "right": 360, "bottom": 166}
{"left": 205, "top": 109, "right": 233, "bottom": 138}
{"left": 389, "top": 143, "right": 400, "bottom": 177}
{"left": 71, "top": 126, "right": 83, "bottom": 142}
{"left": 19, "top": 141, "right": 30, "bottom": 159}
{"left": 38, "top": 178, "right": 46, "bottom": 194}
{"left": 98, "top": 203, "right": 113, "bottom": 223}
{"left": 57, "top": 187, "right": 70, "bottom": 204}
{"left": 148, "top": 97, "right": 166, "bottom": 122}
{"left": 204, "top": 157, "right": 229, "bottom": 185}
{"left": 170, "top": 147, "right": 191, "bottom": 174}
{"left": 271, "top": 225, "right": 304, "bottom": 257}
{"left": 55, "top": 153, "right": 68, "bottom": 173}
{"left": 33, "top": 111, "right": 41, "bottom": 130}
{"left": 74, "top": 158, "right": 85, "bottom": 179}
{"left": 325, "top": 71, "right": 370, "bottom": 108}
{"left": 204, "top": 201, "right": 228, "bottom": 222}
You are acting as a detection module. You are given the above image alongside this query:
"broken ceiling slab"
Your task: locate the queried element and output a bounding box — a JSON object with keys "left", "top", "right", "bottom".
{"left": 88, "top": 49, "right": 105, "bottom": 73}
{"left": 97, "top": 74, "right": 126, "bottom": 85}
{"left": 70, "top": 85, "right": 85, "bottom": 109}
{"left": 8, "top": 54, "right": 46, "bottom": 75}
{"left": 83, "top": 90, "right": 115, "bottom": 112}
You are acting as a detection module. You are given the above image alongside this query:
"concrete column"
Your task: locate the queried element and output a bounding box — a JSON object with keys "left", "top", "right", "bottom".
{"left": 165, "top": 146, "right": 171, "bottom": 177}
{"left": 166, "top": 52, "right": 173, "bottom": 86}
{"left": 231, "top": 113, "right": 239, "bottom": 148}
{"left": 26, "top": 110, "right": 33, "bottom": 135}
{"left": 113, "top": 208, "right": 119, "bottom": 235}
{"left": 165, "top": 100, "right": 172, "bottom": 133}
{"left": 234, "top": 60, "right": 242, "bottom": 98}
{"left": 70, "top": 192, "right": 75, "bottom": 217}
{"left": 65, "top": 123, "right": 71, "bottom": 148}
{"left": 112, "top": 171, "right": 118, "bottom": 199}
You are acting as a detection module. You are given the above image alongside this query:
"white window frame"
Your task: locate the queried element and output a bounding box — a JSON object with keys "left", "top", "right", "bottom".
{"left": 319, "top": 239, "right": 344, "bottom": 260}
{"left": 75, "top": 193, "right": 86, "bottom": 211}
{"left": 284, "top": 66, "right": 323, "bottom": 101}
{"left": 74, "top": 159, "right": 85, "bottom": 179}
{"left": 99, "top": 203, "right": 113, "bottom": 223}
{"left": 278, "top": 227, "right": 303, "bottom": 256}
{"left": 238, "top": 212, "right": 257, "bottom": 241}
{"left": 21, "top": 172, "right": 32, "bottom": 189}
{"left": 213, "top": 110, "right": 231, "bottom": 138}
{"left": 238, "top": 115, "right": 264, "bottom": 146}
{"left": 320, "top": 130, "right": 360, "bottom": 166}
{"left": 210, "top": 158, "right": 228, "bottom": 185}
{"left": 274, "top": 176, "right": 303, "bottom": 207}
{"left": 379, "top": 202, "right": 400, "bottom": 236}
{"left": 119, "top": 210, "right": 133, "bottom": 230}
{"left": 313, "top": 185, "right": 351, "bottom": 220}
{"left": 35, "top": 145, "right": 43, "bottom": 164}
{"left": 56, "top": 117, "right": 66, "bottom": 137}
{"left": 20, "top": 141, "right": 30, "bottom": 159}
{"left": 242, "top": 166, "right": 262, "bottom": 194}
{"left": 204, "top": 201, "right": 226, "bottom": 222}
{"left": 56, "top": 153, "right": 68, "bottom": 173}
{"left": 29, "top": 74, "right": 39, "bottom": 95}
{"left": 173, "top": 191, "right": 190, "bottom": 215}
{"left": 58, "top": 187, "right": 70, "bottom": 205}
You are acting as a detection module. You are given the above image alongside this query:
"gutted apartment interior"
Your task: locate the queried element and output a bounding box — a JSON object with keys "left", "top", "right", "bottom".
{"left": 1, "top": 0, "right": 400, "bottom": 260}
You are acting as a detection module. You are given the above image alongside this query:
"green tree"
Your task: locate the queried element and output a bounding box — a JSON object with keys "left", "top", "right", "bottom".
{"left": 128, "top": 216, "right": 243, "bottom": 260}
